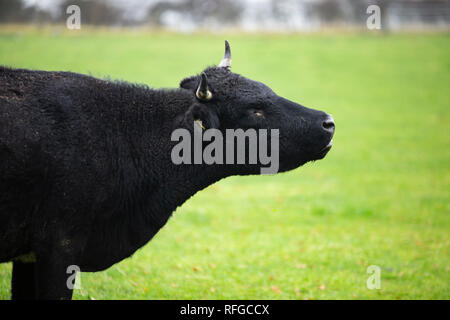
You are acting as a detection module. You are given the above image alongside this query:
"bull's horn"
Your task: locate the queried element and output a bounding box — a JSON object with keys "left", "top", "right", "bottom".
{"left": 218, "top": 40, "right": 231, "bottom": 68}
{"left": 196, "top": 73, "right": 212, "bottom": 101}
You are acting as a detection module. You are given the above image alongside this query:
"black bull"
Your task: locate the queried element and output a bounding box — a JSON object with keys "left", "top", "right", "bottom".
{"left": 0, "top": 42, "right": 334, "bottom": 299}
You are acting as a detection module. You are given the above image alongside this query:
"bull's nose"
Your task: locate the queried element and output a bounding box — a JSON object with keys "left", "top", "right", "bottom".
{"left": 322, "top": 115, "right": 335, "bottom": 136}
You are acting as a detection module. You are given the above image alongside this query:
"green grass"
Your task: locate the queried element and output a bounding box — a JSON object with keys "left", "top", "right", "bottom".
{"left": 0, "top": 27, "right": 449, "bottom": 299}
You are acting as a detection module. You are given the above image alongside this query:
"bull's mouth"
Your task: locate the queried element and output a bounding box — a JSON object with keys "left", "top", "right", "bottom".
{"left": 316, "top": 140, "right": 333, "bottom": 159}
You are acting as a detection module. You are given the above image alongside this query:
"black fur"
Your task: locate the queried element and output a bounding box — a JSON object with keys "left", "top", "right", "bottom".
{"left": 0, "top": 64, "right": 333, "bottom": 299}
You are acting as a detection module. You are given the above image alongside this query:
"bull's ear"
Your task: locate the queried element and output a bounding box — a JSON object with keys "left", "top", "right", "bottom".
{"left": 180, "top": 75, "right": 197, "bottom": 90}
{"left": 184, "top": 103, "right": 220, "bottom": 130}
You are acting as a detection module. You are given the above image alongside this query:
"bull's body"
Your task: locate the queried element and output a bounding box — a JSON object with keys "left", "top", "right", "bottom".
{"left": 0, "top": 66, "right": 210, "bottom": 298}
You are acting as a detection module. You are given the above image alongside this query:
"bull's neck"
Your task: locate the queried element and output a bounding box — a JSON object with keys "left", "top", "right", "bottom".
{"left": 113, "top": 87, "right": 226, "bottom": 233}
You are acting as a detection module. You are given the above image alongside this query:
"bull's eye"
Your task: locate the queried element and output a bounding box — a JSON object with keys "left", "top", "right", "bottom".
{"left": 253, "top": 110, "right": 264, "bottom": 118}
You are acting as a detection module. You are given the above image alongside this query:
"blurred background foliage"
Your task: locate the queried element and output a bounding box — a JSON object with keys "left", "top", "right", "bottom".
{"left": 0, "top": 0, "right": 449, "bottom": 31}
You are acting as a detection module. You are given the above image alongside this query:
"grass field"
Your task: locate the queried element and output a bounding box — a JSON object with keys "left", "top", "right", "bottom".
{"left": 0, "top": 27, "right": 448, "bottom": 299}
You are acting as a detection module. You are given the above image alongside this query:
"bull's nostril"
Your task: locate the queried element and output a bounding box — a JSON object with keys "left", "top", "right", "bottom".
{"left": 323, "top": 120, "right": 334, "bottom": 129}
{"left": 322, "top": 116, "right": 335, "bottom": 133}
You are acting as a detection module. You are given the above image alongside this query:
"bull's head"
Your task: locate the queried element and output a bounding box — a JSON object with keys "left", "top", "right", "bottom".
{"left": 178, "top": 41, "right": 334, "bottom": 174}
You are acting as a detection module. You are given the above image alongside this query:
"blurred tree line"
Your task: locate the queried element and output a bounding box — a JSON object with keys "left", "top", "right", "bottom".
{"left": 0, "top": 0, "right": 448, "bottom": 29}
